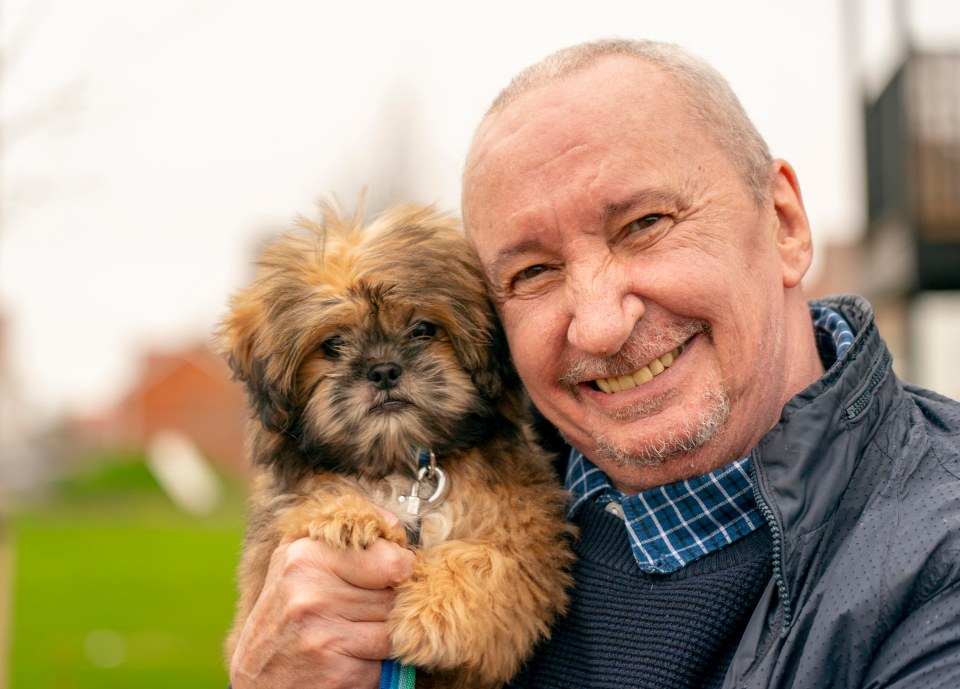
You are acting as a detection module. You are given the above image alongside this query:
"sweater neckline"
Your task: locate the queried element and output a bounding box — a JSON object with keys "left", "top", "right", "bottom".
{"left": 573, "top": 499, "right": 773, "bottom": 580}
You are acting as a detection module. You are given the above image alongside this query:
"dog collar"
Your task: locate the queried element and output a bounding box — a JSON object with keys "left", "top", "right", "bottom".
{"left": 398, "top": 448, "right": 448, "bottom": 518}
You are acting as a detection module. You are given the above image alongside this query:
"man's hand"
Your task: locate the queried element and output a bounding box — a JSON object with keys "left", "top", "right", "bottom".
{"left": 228, "top": 513, "right": 416, "bottom": 689}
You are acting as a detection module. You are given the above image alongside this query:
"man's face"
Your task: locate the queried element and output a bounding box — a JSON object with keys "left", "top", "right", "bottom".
{"left": 464, "top": 57, "right": 811, "bottom": 492}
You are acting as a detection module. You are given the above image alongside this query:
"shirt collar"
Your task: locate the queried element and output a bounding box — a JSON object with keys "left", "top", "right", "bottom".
{"left": 565, "top": 451, "right": 763, "bottom": 573}
{"left": 563, "top": 305, "right": 853, "bottom": 574}
{"left": 810, "top": 304, "right": 854, "bottom": 367}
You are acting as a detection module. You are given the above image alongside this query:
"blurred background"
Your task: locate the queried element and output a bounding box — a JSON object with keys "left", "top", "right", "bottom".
{"left": 0, "top": 0, "right": 958, "bottom": 686}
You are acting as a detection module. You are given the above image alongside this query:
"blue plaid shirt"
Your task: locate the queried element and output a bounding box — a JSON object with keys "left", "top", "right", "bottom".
{"left": 565, "top": 306, "right": 854, "bottom": 574}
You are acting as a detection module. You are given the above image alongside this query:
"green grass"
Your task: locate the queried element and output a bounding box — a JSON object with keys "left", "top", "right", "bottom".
{"left": 8, "top": 455, "right": 247, "bottom": 689}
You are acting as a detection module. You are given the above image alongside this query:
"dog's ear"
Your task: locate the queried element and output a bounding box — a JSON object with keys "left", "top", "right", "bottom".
{"left": 467, "top": 312, "right": 533, "bottom": 436}
{"left": 216, "top": 294, "right": 294, "bottom": 434}
{"left": 470, "top": 309, "right": 520, "bottom": 403}
{"left": 243, "top": 358, "right": 295, "bottom": 435}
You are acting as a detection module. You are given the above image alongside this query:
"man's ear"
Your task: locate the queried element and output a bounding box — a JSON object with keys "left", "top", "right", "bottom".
{"left": 770, "top": 159, "right": 813, "bottom": 289}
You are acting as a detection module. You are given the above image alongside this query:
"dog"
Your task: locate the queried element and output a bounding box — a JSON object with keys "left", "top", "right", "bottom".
{"left": 218, "top": 201, "right": 575, "bottom": 688}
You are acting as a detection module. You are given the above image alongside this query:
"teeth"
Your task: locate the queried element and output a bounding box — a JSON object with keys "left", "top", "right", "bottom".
{"left": 594, "top": 345, "right": 684, "bottom": 394}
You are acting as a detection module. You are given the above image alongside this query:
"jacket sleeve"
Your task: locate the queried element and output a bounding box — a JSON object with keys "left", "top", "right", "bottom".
{"left": 862, "top": 580, "right": 960, "bottom": 688}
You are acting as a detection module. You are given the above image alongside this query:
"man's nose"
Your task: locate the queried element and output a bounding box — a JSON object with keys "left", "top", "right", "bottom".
{"left": 565, "top": 268, "right": 645, "bottom": 356}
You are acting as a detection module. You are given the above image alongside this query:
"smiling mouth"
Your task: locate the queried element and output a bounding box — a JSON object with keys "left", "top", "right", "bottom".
{"left": 591, "top": 343, "right": 687, "bottom": 394}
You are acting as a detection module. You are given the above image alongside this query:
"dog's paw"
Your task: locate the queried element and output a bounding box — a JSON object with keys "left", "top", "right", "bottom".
{"left": 389, "top": 543, "right": 532, "bottom": 687}
{"left": 276, "top": 493, "right": 407, "bottom": 550}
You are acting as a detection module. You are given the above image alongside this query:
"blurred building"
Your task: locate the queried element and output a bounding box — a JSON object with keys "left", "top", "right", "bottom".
{"left": 864, "top": 50, "right": 960, "bottom": 294}
{"left": 861, "top": 50, "right": 960, "bottom": 399}
{"left": 71, "top": 343, "right": 249, "bottom": 478}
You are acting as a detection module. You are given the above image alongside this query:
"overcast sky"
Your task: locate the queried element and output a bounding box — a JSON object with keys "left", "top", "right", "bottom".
{"left": 1, "top": 0, "right": 958, "bottom": 422}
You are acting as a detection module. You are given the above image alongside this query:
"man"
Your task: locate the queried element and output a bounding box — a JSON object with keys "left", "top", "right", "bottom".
{"left": 230, "top": 39, "right": 960, "bottom": 688}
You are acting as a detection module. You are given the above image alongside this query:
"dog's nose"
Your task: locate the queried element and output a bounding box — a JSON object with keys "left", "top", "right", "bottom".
{"left": 367, "top": 362, "right": 403, "bottom": 389}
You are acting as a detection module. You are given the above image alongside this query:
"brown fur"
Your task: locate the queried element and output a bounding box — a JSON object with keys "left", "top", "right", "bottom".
{"left": 218, "top": 201, "right": 575, "bottom": 688}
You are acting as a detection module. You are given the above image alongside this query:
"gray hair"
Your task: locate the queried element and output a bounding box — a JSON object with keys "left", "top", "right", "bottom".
{"left": 482, "top": 38, "right": 773, "bottom": 205}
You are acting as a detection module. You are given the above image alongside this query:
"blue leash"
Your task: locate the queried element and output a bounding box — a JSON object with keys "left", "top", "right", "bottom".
{"left": 380, "top": 448, "right": 438, "bottom": 689}
{"left": 379, "top": 659, "right": 416, "bottom": 689}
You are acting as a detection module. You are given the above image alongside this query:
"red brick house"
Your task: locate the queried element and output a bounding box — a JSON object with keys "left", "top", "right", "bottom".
{"left": 76, "top": 343, "right": 251, "bottom": 477}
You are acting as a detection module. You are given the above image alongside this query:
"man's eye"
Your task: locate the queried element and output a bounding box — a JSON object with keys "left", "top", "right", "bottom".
{"left": 513, "top": 264, "right": 550, "bottom": 284}
{"left": 410, "top": 321, "right": 438, "bottom": 340}
{"left": 320, "top": 336, "right": 345, "bottom": 358}
{"left": 627, "top": 214, "right": 663, "bottom": 232}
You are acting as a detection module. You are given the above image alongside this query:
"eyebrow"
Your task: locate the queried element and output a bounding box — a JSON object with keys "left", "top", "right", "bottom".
{"left": 599, "top": 187, "right": 690, "bottom": 223}
{"left": 487, "top": 237, "right": 546, "bottom": 284}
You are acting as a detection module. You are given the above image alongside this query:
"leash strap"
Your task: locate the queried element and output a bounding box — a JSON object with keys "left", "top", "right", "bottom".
{"left": 379, "top": 659, "right": 416, "bottom": 689}
{"left": 379, "top": 449, "right": 432, "bottom": 689}
{"left": 416, "top": 447, "right": 432, "bottom": 468}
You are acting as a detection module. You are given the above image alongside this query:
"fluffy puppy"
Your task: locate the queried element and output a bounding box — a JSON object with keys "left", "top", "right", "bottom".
{"left": 218, "top": 201, "right": 575, "bottom": 689}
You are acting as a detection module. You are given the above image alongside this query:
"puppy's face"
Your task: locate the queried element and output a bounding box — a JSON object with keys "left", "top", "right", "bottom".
{"left": 219, "top": 204, "right": 516, "bottom": 479}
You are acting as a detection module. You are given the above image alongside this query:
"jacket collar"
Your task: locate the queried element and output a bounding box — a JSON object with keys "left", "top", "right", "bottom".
{"left": 751, "top": 294, "right": 899, "bottom": 615}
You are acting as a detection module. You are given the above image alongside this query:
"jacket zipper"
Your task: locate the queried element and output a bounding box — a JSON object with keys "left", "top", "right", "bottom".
{"left": 749, "top": 456, "right": 792, "bottom": 635}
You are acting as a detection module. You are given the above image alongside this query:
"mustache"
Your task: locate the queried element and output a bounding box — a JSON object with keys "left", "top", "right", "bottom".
{"left": 558, "top": 319, "right": 709, "bottom": 386}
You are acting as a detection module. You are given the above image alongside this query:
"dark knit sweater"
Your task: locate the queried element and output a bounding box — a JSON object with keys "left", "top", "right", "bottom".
{"left": 508, "top": 499, "right": 773, "bottom": 689}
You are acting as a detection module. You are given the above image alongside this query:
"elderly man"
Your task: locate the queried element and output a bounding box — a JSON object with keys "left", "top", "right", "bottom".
{"left": 229, "top": 39, "right": 960, "bottom": 689}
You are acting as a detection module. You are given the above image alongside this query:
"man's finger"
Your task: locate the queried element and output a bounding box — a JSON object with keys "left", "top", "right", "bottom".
{"left": 325, "top": 538, "right": 417, "bottom": 590}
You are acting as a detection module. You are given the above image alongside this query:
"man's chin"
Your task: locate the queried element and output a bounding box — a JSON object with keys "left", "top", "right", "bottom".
{"left": 589, "top": 394, "right": 730, "bottom": 472}
{"left": 592, "top": 435, "right": 691, "bottom": 470}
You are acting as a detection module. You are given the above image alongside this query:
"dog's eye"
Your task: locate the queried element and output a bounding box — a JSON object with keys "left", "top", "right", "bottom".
{"left": 320, "top": 336, "right": 345, "bottom": 358}
{"left": 410, "top": 321, "right": 438, "bottom": 340}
